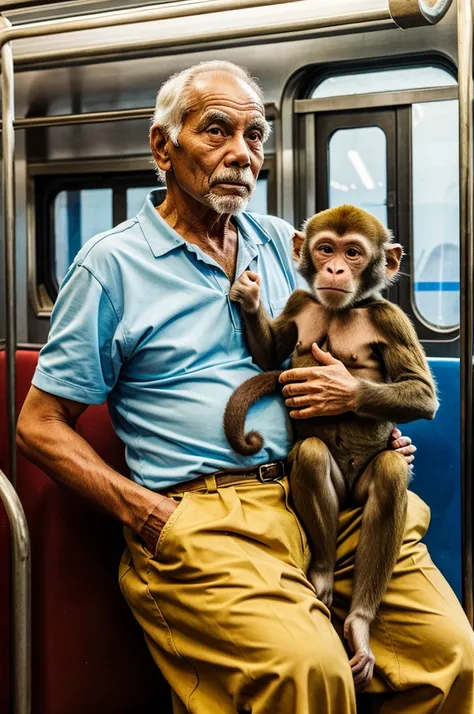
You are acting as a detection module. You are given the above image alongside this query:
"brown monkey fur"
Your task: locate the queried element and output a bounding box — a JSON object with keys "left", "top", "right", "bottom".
{"left": 224, "top": 204, "right": 438, "bottom": 691}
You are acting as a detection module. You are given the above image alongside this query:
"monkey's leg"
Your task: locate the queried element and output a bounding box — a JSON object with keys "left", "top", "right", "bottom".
{"left": 289, "top": 437, "right": 346, "bottom": 609}
{"left": 344, "top": 450, "right": 410, "bottom": 693}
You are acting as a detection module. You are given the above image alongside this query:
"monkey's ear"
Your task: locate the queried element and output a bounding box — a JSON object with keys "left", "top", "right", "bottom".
{"left": 292, "top": 230, "right": 306, "bottom": 261}
{"left": 385, "top": 243, "right": 403, "bottom": 279}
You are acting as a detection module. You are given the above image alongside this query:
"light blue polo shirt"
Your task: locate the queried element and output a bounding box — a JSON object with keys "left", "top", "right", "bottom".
{"left": 33, "top": 190, "right": 303, "bottom": 490}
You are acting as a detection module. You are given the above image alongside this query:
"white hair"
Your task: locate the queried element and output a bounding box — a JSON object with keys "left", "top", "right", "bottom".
{"left": 150, "top": 61, "right": 266, "bottom": 182}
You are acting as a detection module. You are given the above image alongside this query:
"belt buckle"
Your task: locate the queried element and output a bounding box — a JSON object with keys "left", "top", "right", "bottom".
{"left": 258, "top": 462, "right": 285, "bottom": 482}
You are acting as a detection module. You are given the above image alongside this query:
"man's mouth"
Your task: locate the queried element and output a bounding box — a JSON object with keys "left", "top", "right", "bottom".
{"left": 212, "top": 181, "right": 249, "bottom": 189}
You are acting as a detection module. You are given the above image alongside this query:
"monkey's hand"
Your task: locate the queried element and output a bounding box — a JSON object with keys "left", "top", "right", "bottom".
{"left": 229, "top": 270, "right": 261, "bottom": 314}
{"left": 344, "top": 613, "right": 375, "bottom": 693}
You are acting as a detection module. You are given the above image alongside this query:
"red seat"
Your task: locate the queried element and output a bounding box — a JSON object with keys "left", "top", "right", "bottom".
{"left": 0, "top": 349, "right": 171, "bottom": 714}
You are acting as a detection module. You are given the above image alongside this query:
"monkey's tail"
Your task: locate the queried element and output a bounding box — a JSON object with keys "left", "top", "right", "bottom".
{"left": 224, "top": 370, "right": 282, "bottom": 456}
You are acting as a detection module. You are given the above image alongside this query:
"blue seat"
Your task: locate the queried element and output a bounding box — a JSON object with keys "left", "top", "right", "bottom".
{"left": 402, "top": 358, "right": 461, "bottom": 598}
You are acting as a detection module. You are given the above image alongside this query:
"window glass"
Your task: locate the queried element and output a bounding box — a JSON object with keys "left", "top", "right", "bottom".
{"left": 126, "top": 186, "right": 163, "bottom": 219}
{"left": 54, "top": 188, "right": 113, "bottom": 285}
{"left": 312, "top": 66, "right": 456, "bottom": 98}
{"left": 328, "top": 126, "right": 387, "bottom": 225}
{"left": 412, "top": 100, "right": 459, "bottom": 329}
{"left": 247, "top": 176, "right": 268, "bottom": 215}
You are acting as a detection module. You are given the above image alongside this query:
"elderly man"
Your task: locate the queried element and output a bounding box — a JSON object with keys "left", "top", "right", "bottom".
{"left": 17, "top": 61, "right": 474, "bottom": 714}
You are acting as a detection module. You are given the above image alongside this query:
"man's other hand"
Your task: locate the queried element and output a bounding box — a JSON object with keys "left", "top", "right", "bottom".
{"left": 279, "top": 343, "right": 359, "bottom": 418}
{"left": 140, "top": 496, "right": 179, "bottom": 555}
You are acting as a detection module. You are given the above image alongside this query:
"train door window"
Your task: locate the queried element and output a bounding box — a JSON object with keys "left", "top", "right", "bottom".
{"left": 328, "top": 126, "right": 387, "bottom": 225}
{"left": 54, "top": 188, "right": 113, "bottom": 284}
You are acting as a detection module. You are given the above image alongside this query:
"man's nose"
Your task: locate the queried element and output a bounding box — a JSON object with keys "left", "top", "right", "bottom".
{"left": 326, "top": 260, "right": 346, "bottom": 276}
{"left": 225, "top": 133, "right": 251, "bottom": 168}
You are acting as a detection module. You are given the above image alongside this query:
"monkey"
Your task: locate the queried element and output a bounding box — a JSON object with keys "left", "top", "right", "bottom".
{"left": 224, "top": 205, "right": 438, "bottom": 692}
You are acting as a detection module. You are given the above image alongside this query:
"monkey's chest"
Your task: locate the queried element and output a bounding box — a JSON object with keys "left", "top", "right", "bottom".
{"left": 294, "top": 310, "right": 384, "bottom": 382}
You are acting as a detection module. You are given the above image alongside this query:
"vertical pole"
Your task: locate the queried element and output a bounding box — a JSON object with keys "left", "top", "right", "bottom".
{"left": 457, "top": 0, "right": 473, "bottom": 625}
{"left": 1, "top": 16, "right": 17, "bottom": 488}
{"left": 0, "top": 469, "right": 31, "bottom": 714}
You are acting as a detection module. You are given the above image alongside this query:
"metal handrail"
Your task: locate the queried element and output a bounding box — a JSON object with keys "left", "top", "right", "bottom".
{"left": 457, "top": 0, "right": 473, "bottom": 626}
{"left": 1, "top": 15, "right": 17, "bottom": 489}
{"left": 9, "top": 9, "right": 394, "bottom": 68}
{"left": 0, "top": 468, "right": 31, "bottom": 714}
{"left": 0, "top": 0, "right": 301, "bottom": 48}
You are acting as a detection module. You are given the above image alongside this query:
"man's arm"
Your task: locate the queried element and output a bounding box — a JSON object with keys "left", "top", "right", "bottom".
{"left": 17, "top": 386, "right": 177, "bottom": 552}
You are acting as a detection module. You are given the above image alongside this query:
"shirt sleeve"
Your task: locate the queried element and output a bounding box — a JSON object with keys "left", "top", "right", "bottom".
{"left": 32, "top": 264, "right": 125, "bottom": 405}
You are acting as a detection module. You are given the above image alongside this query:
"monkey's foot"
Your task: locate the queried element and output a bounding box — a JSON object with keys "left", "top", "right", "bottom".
{"left": 344, "top": 613, "right": 375, "bottom": 693}
{"left": 308, "top": 568, "right": 333, "bottom": 609}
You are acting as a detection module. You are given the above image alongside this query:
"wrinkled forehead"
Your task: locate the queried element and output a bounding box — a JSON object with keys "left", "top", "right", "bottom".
{"left": 187, "top": 72, "right": 265, "bottom": 122}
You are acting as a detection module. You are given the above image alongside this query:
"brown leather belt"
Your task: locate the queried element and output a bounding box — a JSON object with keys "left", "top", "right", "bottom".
{"left": 164, "top": 460, "right": 288, "bottom": 494}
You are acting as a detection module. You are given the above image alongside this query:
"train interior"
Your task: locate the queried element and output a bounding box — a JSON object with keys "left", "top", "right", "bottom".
{"left": 0, "top": 1, "right": 471, "bottom": 713}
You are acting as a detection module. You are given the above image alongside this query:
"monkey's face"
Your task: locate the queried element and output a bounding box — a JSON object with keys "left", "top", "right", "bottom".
{"left": 309, "top": 231, "right": 376, "bottom": 310}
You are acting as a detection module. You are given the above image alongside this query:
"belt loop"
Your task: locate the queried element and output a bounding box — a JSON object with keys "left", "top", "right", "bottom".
{"left": 204, "top": 474, "right": 218, "bottom": 493}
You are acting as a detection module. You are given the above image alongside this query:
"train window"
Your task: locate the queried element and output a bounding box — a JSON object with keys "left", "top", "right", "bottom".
{"left": 247, "top": 173, "right": 269, "bottom": 214}
{"left": 312, "top": 66, "right": 456, "bottom": 98}
{"left": 412, "top": 99, "right": 459, "bottom": 329}
{"left": 38, "top": 161, "right": 275, "bottom": 302}
{"left": 54, "top": 188, "right": 113, "bottom": 284}
{"left": 328, "top": 126, "right": 387, "bottom": 225}
{"left": 126, "top": 186, "right": 163, "bottom": 219}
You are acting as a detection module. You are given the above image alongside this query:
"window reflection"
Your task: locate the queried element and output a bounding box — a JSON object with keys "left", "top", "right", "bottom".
{"left": 328, "top": 126, "right": 387, "bottom": 226}
{"left": 54, "top": 189, "right": 113, "bottom": 285}
{"left": 412, "top": 100, "right": 459, "bottom": 329}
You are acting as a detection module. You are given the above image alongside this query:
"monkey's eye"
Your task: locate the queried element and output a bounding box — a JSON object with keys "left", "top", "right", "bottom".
{"left": 345, "top": 247, "right": 361, "bottom": 258}
{"left": 317, "top": 245, "right": 334, "bottom": 254}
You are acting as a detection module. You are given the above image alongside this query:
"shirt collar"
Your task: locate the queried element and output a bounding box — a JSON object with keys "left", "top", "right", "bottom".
{"left": 137, "top": 189, "right": 271, "bottom": 258}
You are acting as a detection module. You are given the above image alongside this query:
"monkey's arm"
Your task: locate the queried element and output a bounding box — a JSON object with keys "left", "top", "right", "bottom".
{"left": 241, "top": 291, "right": 312, "bottom": 370}
{"left": 354, "top": 302, "right": 438, "bottom": 423}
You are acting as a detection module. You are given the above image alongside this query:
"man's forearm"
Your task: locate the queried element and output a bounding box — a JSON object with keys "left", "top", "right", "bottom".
{"left": 17, "top": 415, "right": 164, "bottom": 536}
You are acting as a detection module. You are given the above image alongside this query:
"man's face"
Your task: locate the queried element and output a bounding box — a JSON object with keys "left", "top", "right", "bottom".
{"left": 160, "top": 73, "right": 268, "bottom": 214}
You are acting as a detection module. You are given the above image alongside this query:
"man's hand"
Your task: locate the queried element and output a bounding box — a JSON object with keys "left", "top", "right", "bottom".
{"left": 140, "top": 496, "right": 179, "bottom": 554}
{"left": 279, "top": 343, "right": 359, "bottom": 418}
{"left": 229, "top": 270, "right": 261, "bottom": 314}
{"left": 390, "top": 427, "right": 416, "bottom": 469}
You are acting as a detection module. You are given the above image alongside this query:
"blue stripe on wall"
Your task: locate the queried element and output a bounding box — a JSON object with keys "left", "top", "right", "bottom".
{"left": 415, "top": 282, "right": 460, "bottom": 292}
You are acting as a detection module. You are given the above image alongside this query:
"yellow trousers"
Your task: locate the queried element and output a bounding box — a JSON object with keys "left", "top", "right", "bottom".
{"left": 119, "top": 476, "right": 474, "bottom": 713}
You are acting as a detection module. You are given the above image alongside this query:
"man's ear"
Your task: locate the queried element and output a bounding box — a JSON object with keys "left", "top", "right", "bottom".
{"left": 150, "top": 124, "right": 172, "bottom": 175}
{"left": 292, "top": 230, "right": 306, "bottom": 261}
{"left": 385, "top": 243, "right": 403, "bottom": 279}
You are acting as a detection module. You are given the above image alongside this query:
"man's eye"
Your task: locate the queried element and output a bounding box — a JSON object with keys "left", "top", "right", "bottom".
{"left": 248, "top": 131, "right": 262, "bottom": 142}
{"left": 208, "top": 126, "right": 224, "bottom": 136}
{"left": 346, "top": 248, "right": 360, "bottom": 258}
{"left": 318, "top": 245, "right": 333, "bottom": 254}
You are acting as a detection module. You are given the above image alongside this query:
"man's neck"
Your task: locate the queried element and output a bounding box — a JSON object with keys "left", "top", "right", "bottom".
{"left": 156, "top": 179, "right": 239, "bottom": 281}
{"left": 157, "top": 181, "right": 235, "bottom": 249}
